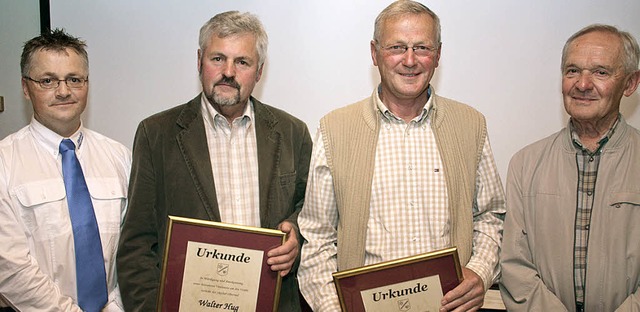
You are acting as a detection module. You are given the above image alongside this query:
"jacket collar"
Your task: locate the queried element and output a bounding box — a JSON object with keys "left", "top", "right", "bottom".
{"left": 561, "top": 114, "right": 630, "bottom": 153}
{"left": 173, "top": 93, "right": 283, "bottom": 224}
{"left": 363, "top": 86, "right": 441, "bottom": 131}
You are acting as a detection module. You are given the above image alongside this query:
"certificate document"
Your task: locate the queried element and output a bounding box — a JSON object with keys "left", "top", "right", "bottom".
{"left": 158, "top": 216, "right": 285, "bottom": 312}
{"left": 178, "top": 241, "right": 264, "bottom": 311}
{"left": 333, "top": 247, "right": 461, "bottom": 312}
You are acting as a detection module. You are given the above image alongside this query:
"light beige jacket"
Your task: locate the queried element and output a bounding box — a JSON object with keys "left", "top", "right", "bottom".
{"left": 500, "top": 117, "right": 640, "bottom": 311}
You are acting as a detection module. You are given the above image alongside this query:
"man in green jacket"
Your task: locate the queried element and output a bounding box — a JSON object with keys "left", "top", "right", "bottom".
{"left": 117, "top": 11, "right": 312, "bottom": 312}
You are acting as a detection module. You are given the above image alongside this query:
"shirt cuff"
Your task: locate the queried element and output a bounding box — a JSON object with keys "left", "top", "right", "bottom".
{"left": 465, "top": 258, "right": 495, "bottom": 292}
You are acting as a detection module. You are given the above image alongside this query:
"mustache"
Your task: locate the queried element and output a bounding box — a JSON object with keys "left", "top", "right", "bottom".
{"left": 215, "top": 76, "right": 240, "bottom": 89}
{"left": 570, "top": 90, "right": 597, "bottom": 100}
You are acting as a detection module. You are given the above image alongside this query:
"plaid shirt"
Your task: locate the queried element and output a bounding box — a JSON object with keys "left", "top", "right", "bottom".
{"left": 570, "top": 117, "right": 618, "bottom": 308}
{"left": 201, "top": 95, "right": 261, "bottom": 227}
{"left": 298, "top": 90, "right": 505, "bottom": 311}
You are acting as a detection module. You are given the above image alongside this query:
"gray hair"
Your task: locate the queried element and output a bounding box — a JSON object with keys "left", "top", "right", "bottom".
{"left": 562, "top": 24, "right": 640, "bottom": 75}
{"left": 373, "top": 0, "right": 441, "bottom": 45}
{"left": 199, "top": 11, "right": 268, "bottom": 66}
{"left": 21, "top": 28, "right": 88, "bottom": 77}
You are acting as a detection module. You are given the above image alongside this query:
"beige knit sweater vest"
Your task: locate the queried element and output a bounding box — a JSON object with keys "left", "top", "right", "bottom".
{"left": 320, "top": 93, "right": 486, "bottom": 271}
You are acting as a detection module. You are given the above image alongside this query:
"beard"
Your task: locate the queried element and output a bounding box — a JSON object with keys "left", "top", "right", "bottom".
{"left": 205, "top": 75, "right": 242, "bottom": 107}
{"left": 207, "top": 89, "right": 241, "bottom": 107}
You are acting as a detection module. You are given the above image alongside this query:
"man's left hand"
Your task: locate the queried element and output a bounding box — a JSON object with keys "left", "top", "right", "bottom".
{"left": 266, "top": 221, "right": 299, "bottom": 276}
{"left": 440, "top": 267, "right": 485, "bottom": 311}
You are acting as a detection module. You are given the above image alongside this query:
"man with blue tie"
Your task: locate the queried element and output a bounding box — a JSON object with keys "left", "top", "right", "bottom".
{"left": 0, "top": 29, "right": 130, "bottom": 311}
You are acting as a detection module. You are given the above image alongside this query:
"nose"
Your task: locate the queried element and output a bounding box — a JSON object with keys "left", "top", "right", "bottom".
{"left": 402, "top": 48, "right": 417, "bottom": 67}
{"left": 223, "top": 61, "right": 236, "bottom": 78}
{"left": 55, "top": 80, "right": 72, "bottom": 98}
{"left": 575, "top": 71, "right": 594, "bottom": 91}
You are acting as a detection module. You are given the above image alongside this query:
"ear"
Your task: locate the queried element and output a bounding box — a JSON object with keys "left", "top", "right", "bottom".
{"left": 256, "top": 63, "right": 264, "bottom": 82}
{"left": 21, "top": 78, "right": 32, "bottom": 101}
{"left": 197, "top": 49, "right": 202, "bottom": 74}
{"left": 434, "top": 43, "right": 442, "bottom": 68}
{"left": 623, "top": 70, "right": 640, "bottom": 97}
{"left": 371, "top": 40, "right": 379, "bottom": 67}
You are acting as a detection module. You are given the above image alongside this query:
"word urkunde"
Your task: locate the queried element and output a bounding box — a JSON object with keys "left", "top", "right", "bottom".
{"left": 196, "top": 248, "right": 251, "bottom": 263}
{"left": 372, "top": 282, "right": 429, "bottom": 301}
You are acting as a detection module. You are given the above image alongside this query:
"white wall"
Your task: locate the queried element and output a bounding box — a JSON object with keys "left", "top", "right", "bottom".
{"left": 0, "top": 0, "right": 40, "bottom": 139}
{"left": 49, "top": 0, "right": 640, "bottom": 181}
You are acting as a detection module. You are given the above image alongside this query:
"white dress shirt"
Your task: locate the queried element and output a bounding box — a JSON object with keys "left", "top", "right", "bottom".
{"left": 298, "top": 90, "right": 505, "bottom": 311}
{"left": 0, "top": 118, "right": 131, "bottom": 311}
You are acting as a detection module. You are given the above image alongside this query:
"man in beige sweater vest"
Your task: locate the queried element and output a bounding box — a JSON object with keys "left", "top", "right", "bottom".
{"left": 297, "top": 1, "right": 505, "bottom": 311}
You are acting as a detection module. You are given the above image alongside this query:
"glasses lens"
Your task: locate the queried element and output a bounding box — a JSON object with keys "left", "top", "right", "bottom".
{"left": 413, "top": 46, "right": 431, "bottom": 57}
{"left": 38, "top": 79, "right": 57, "bottom": 89}
{"left": 66, "top": 78, "right": 85, "bottom": 88}
{"left": 383, "top": 45, "right": 435, "bottom": 57}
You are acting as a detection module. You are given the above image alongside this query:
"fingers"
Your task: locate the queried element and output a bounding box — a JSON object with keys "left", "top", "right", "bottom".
{"left": 266, "top": 221, "right": 300, "bottom": 276}
{"left": 440, "top": 268, "right": 484, "bottom": 311}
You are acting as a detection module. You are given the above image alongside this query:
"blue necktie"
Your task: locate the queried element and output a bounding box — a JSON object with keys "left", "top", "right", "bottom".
{"left": 59, "top": 139, "right": 108, "bottom": 312}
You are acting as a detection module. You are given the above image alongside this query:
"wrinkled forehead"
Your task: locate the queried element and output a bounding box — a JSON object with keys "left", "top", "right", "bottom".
{"left": 204, "top": 32, "right": 259, "bottom": 58}
{"left": 379, "top": 13, "right": 438, "bottom": 44}
{"left": 565, "top": 32, "right": 624, "bottom": 67}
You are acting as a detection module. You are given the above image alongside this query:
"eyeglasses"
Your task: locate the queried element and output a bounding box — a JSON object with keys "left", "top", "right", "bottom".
{"left": 23, "top": 76, "right": 88, "bottom": 89}
{"left": 379, "top": 44, "right": 439, "bottom": 57}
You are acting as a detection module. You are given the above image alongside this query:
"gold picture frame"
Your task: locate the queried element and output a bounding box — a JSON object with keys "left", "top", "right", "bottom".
{"left": 332, "top": 247, "right": 462, "bottom": 312}
{"left": 157, "top": 216, "right": 285, "bottom": 311}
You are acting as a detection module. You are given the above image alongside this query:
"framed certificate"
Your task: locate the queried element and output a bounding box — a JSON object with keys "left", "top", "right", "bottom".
{"left": 157, "top": 216, "right": 285, "bottom": 312}
{"left": 332, "top": 247, "right": 462, "bottom": 312}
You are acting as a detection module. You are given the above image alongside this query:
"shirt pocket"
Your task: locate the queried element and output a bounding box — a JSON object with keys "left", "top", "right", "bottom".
{"left": 86, "top": 177, "right": 126, "bottom": 230}
{"left": 608, "top": 192, "right": 640, "bottom": 208}
{"left": 86, "top": 177, "right": 127, "bottom": 262}
{"left": 14, "top": 180, "right": 70, "bottom": 240}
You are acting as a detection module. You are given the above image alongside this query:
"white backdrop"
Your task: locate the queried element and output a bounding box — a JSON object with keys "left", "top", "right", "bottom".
{"left": 50, "top": 0, "right": 640, "bottom": 181}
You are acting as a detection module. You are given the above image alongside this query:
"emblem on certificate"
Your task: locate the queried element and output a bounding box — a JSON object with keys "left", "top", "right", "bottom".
{"left": 157, "top": 216, "right": 285, "bottom": 311}
{"left": 332, "top": 247, "right": 462, "bottom": 312}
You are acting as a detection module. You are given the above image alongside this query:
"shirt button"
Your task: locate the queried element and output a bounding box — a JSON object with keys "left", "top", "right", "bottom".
{"left": 587, "top": 191, "right": 592, "bottom": 196}
{"left": 589, "top": 156, "right": 594, "bottom": 162}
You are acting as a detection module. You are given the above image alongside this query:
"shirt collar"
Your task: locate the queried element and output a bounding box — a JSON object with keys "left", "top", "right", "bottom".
{"left": 374, "top": 84, "right": 433, "bottom": 123}
{"left": 29, "top": 117, "right": 85, "bottom": 157}
{"left": 569, "top": 114, "right": 620, "bottom": 154}
{"left": 201, "top": 93, "right": 254, "bottom": 128}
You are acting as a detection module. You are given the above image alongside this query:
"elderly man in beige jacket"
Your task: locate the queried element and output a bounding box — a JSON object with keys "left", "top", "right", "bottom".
{"left": 500, "top": 24, "right": 640, "bottom": 312}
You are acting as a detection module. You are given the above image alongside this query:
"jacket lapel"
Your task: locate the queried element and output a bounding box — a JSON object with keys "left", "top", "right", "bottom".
{"left": 253, "top": 97, "right": 280, "bottom": 227}
{"left": 175, "top": 95, "right": 221, "bottom": 221}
